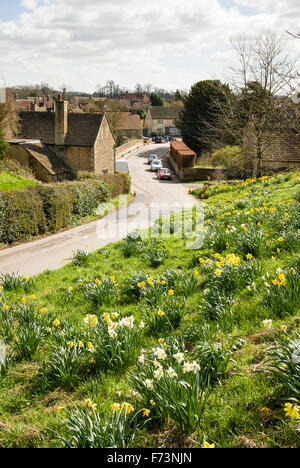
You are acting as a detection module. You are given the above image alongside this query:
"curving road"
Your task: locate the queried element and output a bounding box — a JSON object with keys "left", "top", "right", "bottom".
{"left": 0, "top": 143, "right": 196, "bottom": 276}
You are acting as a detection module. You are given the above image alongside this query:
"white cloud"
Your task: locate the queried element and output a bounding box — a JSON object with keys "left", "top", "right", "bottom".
{"left": 0, "top": 0, "right": 298, "bottom": 91}
{"left": 20, "top": 0, "right": 39, "bottom": 10}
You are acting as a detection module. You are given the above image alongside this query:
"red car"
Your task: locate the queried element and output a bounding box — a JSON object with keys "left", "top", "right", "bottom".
{"left": 157, "top": 168, "right": 172, "bottom": 180}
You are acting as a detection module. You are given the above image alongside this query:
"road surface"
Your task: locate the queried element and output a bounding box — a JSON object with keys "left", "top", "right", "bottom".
{"left": 0, "top": 143, "right": 196, "bottom": 276}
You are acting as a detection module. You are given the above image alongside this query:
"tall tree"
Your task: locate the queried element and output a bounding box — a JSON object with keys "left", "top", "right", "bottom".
{"left": 150, "top": 93, "right": 163, "bottom": 106}
{"left": 176, "top": 80, "right": 233, "bottom": 155}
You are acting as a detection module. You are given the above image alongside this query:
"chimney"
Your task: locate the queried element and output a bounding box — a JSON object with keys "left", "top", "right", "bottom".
{"left": 55, "top": 94, "right": 68, "bottom": 145}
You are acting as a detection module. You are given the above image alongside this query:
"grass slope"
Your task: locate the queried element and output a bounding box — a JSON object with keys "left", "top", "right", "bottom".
{"left": 0, "top": 170, "right": 37, "bottom": 191}
{"left": 0, "top": 172, "right": 299, "bottom": 448}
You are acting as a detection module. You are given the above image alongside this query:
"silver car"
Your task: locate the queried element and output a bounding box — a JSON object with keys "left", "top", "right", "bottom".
{"left": 151, "top": 159, "right": 163, "bottom": 172}
{"left": 148, "top": 154, "right": 158, "bottom": 165}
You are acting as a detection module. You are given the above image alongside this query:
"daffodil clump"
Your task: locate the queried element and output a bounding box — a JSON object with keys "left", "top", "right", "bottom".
{"left": 83, "top": 313, "right": 144, "bottom": 371}
{"left": 130, "top": 338, "right": 209, "bottom": 432}
{"left": 60, "top": 398, "right": 144, "bottom": 448}
{"left": 199, "top": 252, "right": 258, "bottom": 294}
{"left": 262, "top": 268, "right": 299, "bottom": 318}
{"left": 268, "top": 330, "right": 300, "bottom": 403}
{"left": 79, "top": 274, "right": 117, "bottom": 306}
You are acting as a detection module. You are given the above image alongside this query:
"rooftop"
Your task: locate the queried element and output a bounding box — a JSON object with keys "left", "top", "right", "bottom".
{"left": 149, "top": 106, "right": 181, "bottom": 120}
{"left": 18, "top": 111, "right": 104, "bottom": 147}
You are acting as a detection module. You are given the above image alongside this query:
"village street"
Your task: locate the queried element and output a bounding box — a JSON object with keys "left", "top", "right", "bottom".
{"left": 0, "top": 143, "right": 196, "bottom": 276}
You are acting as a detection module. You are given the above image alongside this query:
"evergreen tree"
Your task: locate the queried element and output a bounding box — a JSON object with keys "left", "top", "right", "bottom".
{"left": 150, "top": 93, "right": 163, "bottom": 106}
{"left": 176, "top": 80, "right": 232, "bottom": 155}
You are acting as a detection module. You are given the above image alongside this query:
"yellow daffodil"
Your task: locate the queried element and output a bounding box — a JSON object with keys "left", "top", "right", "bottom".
{"left": 284, "top": 403, "right": 300, "bottom": 421}
{"left": 261, "top": 407, "right": 271, "bottom": 415}
{"left": 203, "top": 441, "right": 215, "bottom": 448}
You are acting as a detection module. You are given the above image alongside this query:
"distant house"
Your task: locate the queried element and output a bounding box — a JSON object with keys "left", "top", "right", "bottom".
{"left": 6, "top": 95, "right": 116, "bottom": 182}
{"left": 114, "top": 112, "right": 143, "bottom": 139}
{"left": 14, "top": 95, "right": 54, "bottom": 113}
{"left": 143, "top": 107, "right": 181, "bottom": 137}
{"left": 121, "top": 92, "right": 150, "bottom": 110}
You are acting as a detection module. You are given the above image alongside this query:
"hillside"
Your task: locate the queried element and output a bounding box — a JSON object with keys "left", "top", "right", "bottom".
{"left": 0, "top": 170, "right": 37, "bottom": 191}
{"left": 0, "top": 172, "right": 299, "bottom": 448}
{"left": 0, "top": 159, "right": 37, "bottom": 191}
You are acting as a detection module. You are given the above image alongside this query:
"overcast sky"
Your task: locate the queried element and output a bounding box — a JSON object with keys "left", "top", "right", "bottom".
{"left": 0, "top": 0, "right": 299, "bottom": 93}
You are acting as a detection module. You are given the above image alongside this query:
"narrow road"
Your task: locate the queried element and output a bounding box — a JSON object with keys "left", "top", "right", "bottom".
{"left": 0, "top": 143, "right": 196, "bottom": 276}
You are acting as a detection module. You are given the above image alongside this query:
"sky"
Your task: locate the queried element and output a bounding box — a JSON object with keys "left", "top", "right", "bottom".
{"left": 0, "top": 0, "right": 299, "bottom": 93}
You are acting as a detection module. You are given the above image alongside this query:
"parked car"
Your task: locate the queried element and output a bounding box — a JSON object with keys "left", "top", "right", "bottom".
{"left": 151, "top": 160, "right": 163, "bottom": 172}
{"left": 148, "top": 154, "right": 158, "bottom": 165}
{"left": 154, "top": 136, "right": 163, "bottom": 144}
{"left": 157, "top": 168, "right": 172, "bottom": 180}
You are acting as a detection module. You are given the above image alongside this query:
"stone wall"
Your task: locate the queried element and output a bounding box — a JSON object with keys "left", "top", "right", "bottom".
{"left": 94, "top": 115, "right": 115, "bottom": 174}
{"left": 261, "top": 159, "right": 300, "bottom": 171}
{"left": 169, "top": 153, "right": 227, "bottom": 181}
{"left": 49, "top": 145, "right": 93, "bottom": 173}
{"left": 116, "top": 139, "right": 144, "bottom": 158}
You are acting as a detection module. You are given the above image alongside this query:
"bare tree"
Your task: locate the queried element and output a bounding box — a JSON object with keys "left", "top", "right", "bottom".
{"left": 135, "top": 83, "right": 144, "bottom": 94}
{"left": 210, "top": 32, "right": 298, "bottom": 176}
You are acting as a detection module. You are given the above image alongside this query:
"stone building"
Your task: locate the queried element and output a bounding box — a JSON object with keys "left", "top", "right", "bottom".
{"left": 143, "top": 107, "right": 181, "bottom": 137}
{"left": 114, "top": 112, "right": 143, "bottom": 139}
{"left": 6, "top": 95, "right": 116, "bottom": 182}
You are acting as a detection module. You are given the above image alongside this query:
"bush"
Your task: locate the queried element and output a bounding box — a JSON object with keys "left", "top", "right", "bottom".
{"left": 0, "top": 177, "right": 121, "bottom": 244}
{"left": 35, "top": 184, "right": 75, "bottom": 232}
{"left": 0, "top": 188, "right": 46, "bottom": 244}
{"left": 210, "top": 146, "right": 253, "bottom": 178}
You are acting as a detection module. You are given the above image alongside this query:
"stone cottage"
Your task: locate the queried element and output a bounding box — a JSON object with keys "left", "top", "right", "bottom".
{"left": 143, "top": 106, "right": 181, "bottom": 137}
{"left": 115, "top": 112, "right": 143, "bottom": 139}
{"left": 6, "top": 95, "right": 116, "bottom": 182}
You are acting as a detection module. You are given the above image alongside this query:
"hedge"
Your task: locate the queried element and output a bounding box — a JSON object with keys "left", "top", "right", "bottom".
{"left": 0, "top": 174, "right": 129, "bottom": 245}
{"left": 0, "top": 189, "right": 46, "bottom": 244}
{"left": 77, "top": 171, "right": 131, "bottom": 197}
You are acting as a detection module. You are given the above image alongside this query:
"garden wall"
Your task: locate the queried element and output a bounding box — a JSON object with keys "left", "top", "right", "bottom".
{"left": 116, "top": 139, "right": 143, "bottom": 159}
{"left": 169, "top": 153, "right": 227, "bottom": 181}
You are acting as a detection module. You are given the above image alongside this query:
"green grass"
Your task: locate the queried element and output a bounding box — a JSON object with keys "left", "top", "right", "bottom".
{"left": 0, "top": 170, "right": 37, "bottom": 191}
{"left": 0, "top": 172, "right": 299, "bottom": 448}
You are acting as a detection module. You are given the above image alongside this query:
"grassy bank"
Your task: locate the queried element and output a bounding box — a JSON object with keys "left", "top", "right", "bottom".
{"left": 0, "top": 170, "right": 37, "bottom": 191}
{"left": 0, "top": 172, "right": 299, "bottom": 448}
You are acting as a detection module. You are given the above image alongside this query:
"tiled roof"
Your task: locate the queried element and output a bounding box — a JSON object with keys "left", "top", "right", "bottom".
{"left": 115, "top": 113, "right": 142, "bottom": 130}
{"left": 18, "top": 111, "right": 104, "bottom": 146}
{"left": 22, "top": 143, "right": 72, "bottom": 175}
{"left": 149, "top": 107, "right": 181, "bottom": 120}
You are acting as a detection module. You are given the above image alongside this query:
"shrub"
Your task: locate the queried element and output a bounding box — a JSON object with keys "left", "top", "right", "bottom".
{"left": 0, "top": 188, "right": 46, "bottom": 244}
{"left": 210, "top": 146, "right": 253, "bottom": 178}
{"left": 35, "top": 184, "right": 75, "bottom": 232}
